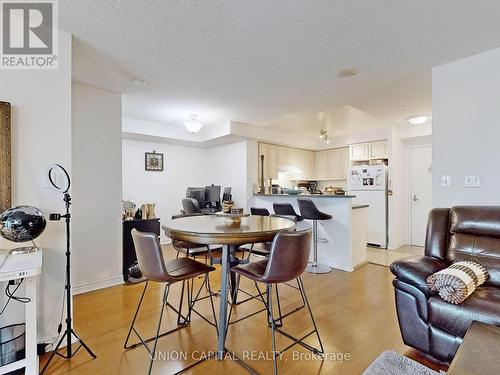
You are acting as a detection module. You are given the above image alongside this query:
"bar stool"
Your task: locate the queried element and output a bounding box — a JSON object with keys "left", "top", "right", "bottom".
{"left": 124, "top": 229, "right": 218, "bottom": 375}
{"left": 250, "top": 207, "right": 270, "bottom": 216}
{"left": 297, "top": 198, "right": 333, "bottom": 274}
{"left": 273, "top": 202, "right": 303, "bottom": 222}
{"left": 231, "top": 228, "right": 324, "bottom": 375}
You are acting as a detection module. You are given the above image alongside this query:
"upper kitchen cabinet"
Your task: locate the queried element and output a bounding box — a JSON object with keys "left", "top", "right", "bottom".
{"left": 369, "top": 140, "right": 390, "bottom": 159}
{"left": 278, "top": 146, "right": 291, "bottom": 166}
{"left": 349, "top": 143, "right": 369, "bottom": 161}
{"left": 302, "top": 150, "right": 315, "bottom": 180}
{"left": 268, "top": 144, "right": 278, "bottom": 179}
{"left": 314, "top": 150, "right": 328, "bottom": 179}
{"left": 326, "top": 147, "right": 349, "bottom": 180}
{"left": 258, "top": 142, "right": 278, "bottom": 180}
{"left": 350, "top": 140, "right": 389, "bottom": 161}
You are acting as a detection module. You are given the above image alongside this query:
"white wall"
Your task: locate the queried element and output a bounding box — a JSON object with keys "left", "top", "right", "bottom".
{"left": 122, "top": 139, "right": 209, "bottom": 242}
{"left": 72, "top": 82, "right": 122, "bottom": 294}
{"left": 432, "top": 46, "right": 500, "bottom": 206}
{"left": 0, "top": 32, "right": 72, "bottom": 342}
{"left": 122, "top": 138, "right": 254, "bottom": 242}
{"left": 206, "top": 140, "right": 250, "bottom": 208}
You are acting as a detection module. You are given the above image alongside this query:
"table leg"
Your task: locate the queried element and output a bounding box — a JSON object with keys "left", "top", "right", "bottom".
{"left": 25, "top": 277, "right": 38, "bottom": 375}
{"left": 229, "top": 250, "right": 240, "bottom": 304}
{"left": 217, "top": 244, "right": 231, "bottom": 358}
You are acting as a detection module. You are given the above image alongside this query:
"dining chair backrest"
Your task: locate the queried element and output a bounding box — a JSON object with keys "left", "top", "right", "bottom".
{"left": 182, "top": 198, "right": 202, "bottom": 214}
{"left": 273, "top": 203, "right": 303, "bottom": 222}
{"left": 251, "top": 207, "right": 270, "bottom": 216}
{"left": 131, "top": 229, "right": 169, "bottom": 282}
{"left": 261, "top": 228, "right": 312, "bottom": 283}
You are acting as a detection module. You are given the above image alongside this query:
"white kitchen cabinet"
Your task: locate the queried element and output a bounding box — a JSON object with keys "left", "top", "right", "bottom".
{"left": 302, "top": 150, "right": 314, "bottom": 179}
{"left": 278, "top": 146, "right": 291, "bottom": 166}
{"left": 258, "top": 143, "right": 278, "bottom": 180}
{"left": 268, "top": 144, "right": 278, "bottom": 179}
{"left": 314, "top": 150, "right": 328, "bottom": 179}
{"left": 350, "top": 141, "right": 389, "bottom": 161}
{"left": 369, "top": 140, "right": 389, "bottom": 159}
{"left": 326, "top": 147, "right": 349, "bottom": 180}
{"left": 349, "top": 143, "right": 369, "bottom": 161}
{"left": 340, "top": 147, "right": 349, "bottom": 179}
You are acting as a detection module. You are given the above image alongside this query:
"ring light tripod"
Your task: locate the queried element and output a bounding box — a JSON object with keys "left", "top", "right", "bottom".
{"left": 40, "top": 164, "right": 96, "bottom": 374}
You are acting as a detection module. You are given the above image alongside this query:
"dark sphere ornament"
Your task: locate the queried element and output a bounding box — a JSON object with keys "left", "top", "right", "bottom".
{"left": 0, "top": 206, "right": 46, "bottom": 243}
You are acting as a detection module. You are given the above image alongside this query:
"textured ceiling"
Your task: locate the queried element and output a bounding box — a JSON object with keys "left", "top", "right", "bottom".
{"left": 61, "top": 0, "right": 500, "bottom": 135}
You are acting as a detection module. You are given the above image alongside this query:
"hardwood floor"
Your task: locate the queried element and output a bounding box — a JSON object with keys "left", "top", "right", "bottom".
{"left": 40, "top": 246, "right": 411, "bottom": 374}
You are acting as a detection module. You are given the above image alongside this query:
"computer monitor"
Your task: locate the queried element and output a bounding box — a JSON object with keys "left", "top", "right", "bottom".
{"left": 205, "top": 185, "right": 221, "bottom": 203}
{"left": 222, "top": 187, "right": 232, "bottom": 202}
{"left": 186, "top": 187, "right": 205, "bottom": 203}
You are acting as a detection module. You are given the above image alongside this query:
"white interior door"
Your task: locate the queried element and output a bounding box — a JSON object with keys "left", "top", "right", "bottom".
{"left": 410, "top": 146, "right": 432, "bottom": 246}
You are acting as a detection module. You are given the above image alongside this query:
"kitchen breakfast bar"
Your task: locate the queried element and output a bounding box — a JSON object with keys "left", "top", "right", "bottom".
{"left": 250, "top": 194, "right": 368, "bottom": 271}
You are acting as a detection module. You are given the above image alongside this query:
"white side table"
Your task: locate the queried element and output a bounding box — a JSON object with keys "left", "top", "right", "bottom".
{"left": 0, "top": 250, "right": 42, "bottom": 375}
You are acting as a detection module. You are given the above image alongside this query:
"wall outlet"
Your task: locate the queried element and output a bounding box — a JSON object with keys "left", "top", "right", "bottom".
{"left": 441, "top": 176, "right": 450, "bottom": 187}
{"left": 464, "top": 175, "right": 481, "bottom": 188}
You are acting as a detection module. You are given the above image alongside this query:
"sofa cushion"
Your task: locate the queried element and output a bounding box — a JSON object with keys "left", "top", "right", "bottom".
{"left": 428, "top": 286, "right": 500, "bottom": 338}
{"left": 448, "top": 206, "right": 500, "bottom": 287}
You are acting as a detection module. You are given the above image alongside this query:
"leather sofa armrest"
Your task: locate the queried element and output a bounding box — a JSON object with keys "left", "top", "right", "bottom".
{"left": 390, "top": 256, "right": 448, "bottom": 296}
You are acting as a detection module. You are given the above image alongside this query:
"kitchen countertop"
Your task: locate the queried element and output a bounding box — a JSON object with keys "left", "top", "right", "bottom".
{"left": 254, "top": 193, "right": 356, "bottom": 198}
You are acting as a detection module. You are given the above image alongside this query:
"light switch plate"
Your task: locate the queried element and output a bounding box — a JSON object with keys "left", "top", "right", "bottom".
{"left": 441, "top": 176, "right": 450, "bottom": 187}
{"left": 465, "top": 175, "right": 481, "bottom": 188}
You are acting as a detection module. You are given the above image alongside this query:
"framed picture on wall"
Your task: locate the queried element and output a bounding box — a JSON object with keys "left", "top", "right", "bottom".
{"left": 145, "top": 151, "right": 164, "bottom": 171}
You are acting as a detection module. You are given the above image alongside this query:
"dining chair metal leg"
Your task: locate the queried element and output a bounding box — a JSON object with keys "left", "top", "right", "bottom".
{"left": 267, "top": 284, "right": 279, "bottom": 375}
{"left": 176, "top": 280, "right": 187, "bottom": 325}
{"left": 297, "top": 276, "right": 325, "bottom": 354}
{"left": 124, "top": 280, "right": 149, "bottom": 349}
{"left": 148, "top": 283, "right": 170, "bottom": 375}
{"left": 124, "top": 280, "right": 191, "bottom": 351}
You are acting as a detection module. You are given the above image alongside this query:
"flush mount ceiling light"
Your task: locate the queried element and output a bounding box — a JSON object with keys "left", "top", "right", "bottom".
{"left": 405, "top": 114, "right": 429, "bottom": 125}
{"left": 184, "top": 114, "right": 203, "bottom": 133}
{"left": 132, "top": 79, "right": 148, "bottom": 88}
{"left": 337, "top": 68, "right": 359, "bottom": 78}
{"left": 319, "top": 129, "right": 330, "bottom": 144}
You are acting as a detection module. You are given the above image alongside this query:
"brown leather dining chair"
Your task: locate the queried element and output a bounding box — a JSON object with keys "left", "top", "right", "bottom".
{"left": 171, "top": 213, "right": 222, "bottom": 263}
{"left": 231, "top": 228, "right": 324, "bottom": 375}
{"left": 124, "top": 229, "right": 218, "bottom": 375}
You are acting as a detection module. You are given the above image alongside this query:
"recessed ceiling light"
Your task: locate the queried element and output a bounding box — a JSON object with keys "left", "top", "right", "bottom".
{"left": 405, "top": 114, "right": 429, "bottom": 125}
{"left": 132, "top": 79, "right": 148, "bottom": 88}
{"left": 184, "top": 114, "right": 203, "bottom": 133}
{"left": 398, "top": 105, "right": 409, "bottom": 111}
{"left": 337, "top": 68, "right": 358, "bottom": 78}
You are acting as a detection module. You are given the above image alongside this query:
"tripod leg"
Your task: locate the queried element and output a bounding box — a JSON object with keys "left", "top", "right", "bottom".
{"left": 39, "top": 333, "right": 66, "bottom": 374}
{"left": 70, "top": 329, "right": 97, "bottom": 358}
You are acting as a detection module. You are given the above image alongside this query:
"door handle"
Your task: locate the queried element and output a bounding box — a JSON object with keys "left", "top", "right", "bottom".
{"left": 413, "top": 195, "right": 419, "bottom": 202}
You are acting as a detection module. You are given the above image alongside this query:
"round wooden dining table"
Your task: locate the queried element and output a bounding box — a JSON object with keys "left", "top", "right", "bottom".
{"left": 163, "top": 214, "right": 296, "bottom": 359}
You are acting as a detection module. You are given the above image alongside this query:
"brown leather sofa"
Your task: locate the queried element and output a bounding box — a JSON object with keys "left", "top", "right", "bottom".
{"left": 390, "top": 206, "right": 500, "bottom": 363}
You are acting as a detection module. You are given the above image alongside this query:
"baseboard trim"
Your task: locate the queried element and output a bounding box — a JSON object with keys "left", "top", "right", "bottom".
{"left": 73, "top": 275, "right": 123, "bottom": 295}
{"left": 161, "top": 238, "right": 172, "bottom": 245}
